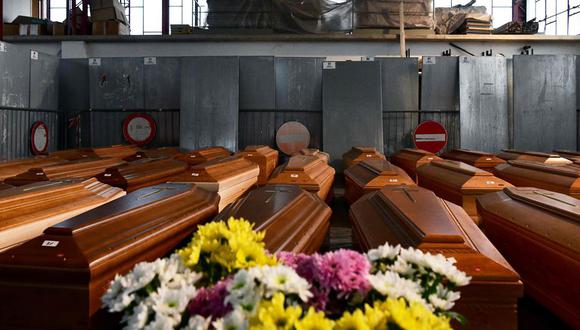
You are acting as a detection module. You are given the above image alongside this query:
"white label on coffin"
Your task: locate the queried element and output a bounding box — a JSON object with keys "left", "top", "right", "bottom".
{"left": 42, "top": 240, "right": 59, "bottom": 247}
{"left": 415, "top": 134, "right": 446, "bottom": 142}
{"left": 127, "top": 117, "right": 153, "bottom": 142}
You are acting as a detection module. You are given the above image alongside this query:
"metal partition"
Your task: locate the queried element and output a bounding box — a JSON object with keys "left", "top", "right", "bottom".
{"left": 60, "top": 59, "right": 89, "bottom": 113}
{"left": 275, "top": 57, "right": 323, "bottom": 112}
{"left": 513, "top": 55, "right": 577, "bottom": 152}
{"left": 240, "top": 56, "right": 275, "bottom": 111}
{"left": 30, "top": 52, "right": 59, "bottom": 111}
{"left": 144, "top": 57, "right": 181, "bottom": 110}
{"left": 459, "top": 56, "right": 509, "bottom": 152}
{"left": 89, "top": 57, "right": 144, "bottom": 110}
{"left": 0, "top": 42, "right": 30, "bottom": 109}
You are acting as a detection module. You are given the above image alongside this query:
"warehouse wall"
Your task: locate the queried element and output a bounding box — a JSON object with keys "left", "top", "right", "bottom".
{"left": 3, "top": 0, "right": 31, "bottom": 23}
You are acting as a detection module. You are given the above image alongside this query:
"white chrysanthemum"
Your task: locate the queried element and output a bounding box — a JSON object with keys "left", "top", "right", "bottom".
{"left": 428, "top": 284, "right": 461, "bottom": 311}
{"left": 367, "top": 243, "right": 401, "bottom": 262}
{"left": 143, "top": 313, "right": 177, "bottom": 330}
{"left": 423, "top": 253, "right": 470, "bottom": 286}
{"left": 399, "top": 247, "right": 429, "bottom": 269}
{"left": 151, "top": 285, "right": 196, "bottom": 319}
{"left": 260, "top": 265, "right": 312, "bottom": 302}
{"left": 229, "top": 269, "right": 257, "bottom": 294}
{"left": 182, "top": 315, "right": 212, "bottom": 330}
{"left": 388, "top": 259, "right": 414, "bottom": 276}
{"left": 102, "top": 275, "right": 137, "bottom": 312}
{"left": 367, "top": 271, "right": 425, "bottom": 304}
{"left": 213, "top": 309, "right": 248, "bottom": 330}
{"left": 122, "top": 303, "right": 151, "bottom": 330}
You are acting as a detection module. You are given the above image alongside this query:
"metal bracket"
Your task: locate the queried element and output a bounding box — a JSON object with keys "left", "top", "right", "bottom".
{"left": 405, "top": 49, "right": 411, "bottom": 58}
{"left": 520, "top": 45, "right": 534, "bottom": 55}
{"left": 481, "top": 49, "right": 493, "bottom": 56}
{"left": 442, "top": 49, "right": 451, "bottom": 56}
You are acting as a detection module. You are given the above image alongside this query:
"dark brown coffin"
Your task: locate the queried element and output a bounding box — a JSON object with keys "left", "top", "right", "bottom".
{"left": 236, "top": 145, "right": 279, "bottom": 185}
{"left": 0, "top": 183, "right": 12, "bottom": 191}
{"left": 416, "top": 160, "right": 512, "bottom": 223}
{"left": 555, "top": 149, "right": 580, "bottom": 162}
{"left": 0, "top": 179, "right": 125, "bottom": 252}
{"left": 495, "top": 160, "right": 580, "bottom": 198}
{"left": 214, "top": 184, "right": 332, "bottom": 254}
{"left": 343, "top": 146, "right": 387, "bottom": 169}
{"left": 477, "top": 187, "right": 580, "bottom": 328}
{"left": 0, "top": 156, "right": 66, "bottom": 180}
{"left": 168, "top": 156, "right": 259, "bottom": 211}
{"left": 268, "top": 155, "right": 335, "bottom": 202}
{"left": 96, "top": 159, "right": 189, "bottom": 192}
{"left": 124, "top": 147, "right": 182, "bottom": 162}
{"left": 442, "top": 149, "right": 506, "bottom": 172}
{"left": 300, "top": 148, "right": 330, "bottom": 164}
{"left": 497, "top": 149, "right": 572, "bottom": 166}
{"left": 389, "top": 148, "right": 442, "bottom": 182}
{"left": 344, "top": 159, "right": 416, "bottom": 205}
{"left": 50, "top": 148, "right": 98, "bottom": 161}
{"left": 175, "top": 146, "right": 231, "bottom": 166}
{"left": 350, "top": 186, "right": 523, "bottom": 330}
{"left": 92, "top": 145, "right": 140, "bottom": 159}
{"left": 4, "top": 158, "right": 126, "bottom": 186}
{"left": 0, "top": 183, "right": 219, "bottom": 329}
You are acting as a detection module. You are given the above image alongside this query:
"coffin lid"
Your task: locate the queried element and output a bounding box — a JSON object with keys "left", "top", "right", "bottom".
{"left": 359, "top": 159, "right": 401, "bottom": 176}
{"left": 0, "top": 179, "right": 87, "bottom": 202}
{"left": 50, "top": 148, "right": 98, "bottom": 160}
{"left": 222, "top": 184, "right": 304, "bottom": 221}
{"left": 182, "top": 156, "right": 258, "bottom": 183}
{"left": 555, "top": 150, "right": 580, "bottom": 156}
{"left": 503, "top": 187, "right": 580, "bottom": 223}
{"left": 354, "top": 146, "right": 377, "bottom": 153}
{"left": 508, "top": 160, "right": 580, "bottom": 178}
{"left": 284, "top": 155, "right": 321, "bottom": 172}
{"left": 501, "top": 149, "right": 560, "bottom": 158}
{"left": 0, "top": 156, "right": 64, "bottom": 168}
{"left": 450, "top": 149, "right": 495, "bottom": 157}
{"left": 92, "top": 145, "right": 139, "bottom": 158}
{"left": 39, "top": 157, "right": 125, "bottom": 175}
{"left": 397, "top": 148, "right": 436, "bottom": 156}
{"left": 242, "top": 145, "right": 271, "bottom": 153}
{"left": 430, "top": 160, "right": 492, "bottom": 177}
{"left": 0, "top": 183, "right": 12, "bottom": 191}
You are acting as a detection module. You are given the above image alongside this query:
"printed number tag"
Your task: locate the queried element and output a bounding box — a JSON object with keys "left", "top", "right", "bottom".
{"left": 42, "top": 240, "right": 59, "bottom": 247}
{"left": 191, "top": 173, "right": 199, "bottom": 177}
{"left": 485, "top": 181, "right": 496, "bottom": 185}
{"left": 389, "top": 179, "right": 399, "bottom": 183}
{"left": 366, "top": 154, "right": 372, "bottom": 157}
{"left": 290, "top": 174, "right": 299, "bottom": 178}
{"left": 144, "top": 57, "right": 157, "bottom": 65}
{"left": 323, "top": 61, "right": 336, "bottom": 69}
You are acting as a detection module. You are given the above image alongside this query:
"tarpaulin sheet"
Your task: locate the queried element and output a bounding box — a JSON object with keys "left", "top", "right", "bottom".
{"left": 434, "top": 6, "right": 487, "bottom": 34}
{"left": 206, "top": 0, "right": 272, "bottom": 29}
{"left": 272, "top": 0, "right": 353, "bottom": 33}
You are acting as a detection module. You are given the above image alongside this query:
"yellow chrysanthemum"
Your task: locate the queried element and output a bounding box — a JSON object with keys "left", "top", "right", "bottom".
{"left": 251, "top": 293, "right": 302, "bottom": 330}
{"left": 295, "top": 307, "right": 334, "bottom": 330}
{"left": 372, "top": 299, "right": 452, "bottom": 330}
{"left": 335, "top": 310, "right": 370, "bottom": 330}
{"left": 363, "top": 303, "right": 388, "bottom": 330}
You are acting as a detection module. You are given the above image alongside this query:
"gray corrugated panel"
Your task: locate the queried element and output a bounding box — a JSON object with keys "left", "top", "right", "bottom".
{"left": 421, "top": 56, "right": 459, "bottom": 112}
{"left": 507, "top": 59, "right": 514, "bottom": 148}
{"left": 577, "top": 56, "right": 579, "bottom": 110}
{"left": 238, "top": 111, "right": 276, "bottom": 149}
{"left": 513, "top": 55, "right": 577, "bottom": 152}
{"left": 275, "top": 111, "right": 322, "bottom": 149}
{"left": 30, "top": 52, "right": 59, "bottom": 111}
{"left": 180, "top": 57, "right": 239, "bottom": 152}
{"left": 459, "top": 57, "right": 509, "bottom": 153}
{"left": 378, "top": 58, "right": 419, "bottom": 111}
{"left": 419, "top": 112, "right": 460, "bottom": 152}
{"left": 0, "top": 43, "right": 30, "bottom": 109}
{"left": 79, "top": 112, "right": 93, "bottom": 148}
{"left": 60, "top": 59, "right": 89, "bottom": 112}
{"left": 89, "top": 57, "right": 144, "bottom": 110}
{"left": 239, "top": 57, "right": 275, "bottom": 110}
{"left": 322, "top": 61, "right": 383, "bottom": 171}
{"left": 275, "top": 57, "right": 323, "bottom": 111}
{"left": 89, "top": 111, "right": 125, "bottom": 147}
{"left": 144, "top": 57, "right": 181, "bottom": 110}
{"left": 149, "top": 111, "right": 180, "bottom": 146}
{"left": 383, "top": 112, "right": 419, "bottom": 155}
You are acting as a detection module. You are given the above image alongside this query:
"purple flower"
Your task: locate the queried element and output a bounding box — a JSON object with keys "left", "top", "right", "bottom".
{"left": 188, "top": 278, "right": 232, "bottom": 318}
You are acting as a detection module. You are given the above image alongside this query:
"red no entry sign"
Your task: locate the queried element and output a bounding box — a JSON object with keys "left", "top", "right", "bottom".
{"left": 413, "top": 120, "right": 448, "bottom": 154}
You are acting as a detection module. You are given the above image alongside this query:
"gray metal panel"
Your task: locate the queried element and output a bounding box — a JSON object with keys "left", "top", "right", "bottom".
{"left": 239, "top": 57, "right": 275, "bottom": 110}
{"left": 379, "top": 58, "right": 419, "bottom": 111}
{"left": 421, "top": 56, "right": 459, "bottom": 111}
{"left": 419, "top": 111, "right": 460, "bottom": 152}
{"left": 60, "top": 59, "right": 89, "bottom": 112}
{"left": 383, "top": 112, "right": 419, "bottom": 155}
{"left": 322, "top": 61, "right": 383, "bottom": 171}
{"left": 275, "top": 57, "right": 323, "bottom": 111}
{"left": 30, "top": 52, "right": 59, "bottom": 111}
{"left": 144, "top": 57, "right": 181, "bottom": 110}
{"left": 238, "top": 111, "right": 276, "bottom": 148}
{"left": 0, "top": 43, "right": 30, "bottom": 108}
{"left": 513, "top": 55, "right": 577, "bottom": 152}
{"left": 507, "top": 58, "right": 514, "bottom": 148}
{"left": 180, "top": 57, "right": 239, "bottom": 151}
{"left": 459, "top": 57, "right": 509, "bottom": 153}
{"left": 89, "top": 57, "right": 144, "bottom": 109}
{"left": 0, "top": 109, "right": 27, "bottom": 159}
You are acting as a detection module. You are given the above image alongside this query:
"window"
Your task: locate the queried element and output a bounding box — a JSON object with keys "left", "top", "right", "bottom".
{"left": 527, "top": 0, "right": 580, "bottom": 34}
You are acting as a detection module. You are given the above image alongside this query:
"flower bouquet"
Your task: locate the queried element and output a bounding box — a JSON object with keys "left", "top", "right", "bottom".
{"left": 102, "top": 218, "right": 471, "bottom": 329}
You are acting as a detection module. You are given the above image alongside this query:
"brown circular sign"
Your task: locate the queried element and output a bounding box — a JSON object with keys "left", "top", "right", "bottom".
{"left": 276, "top": 121, "right": 310, "bottom": 156}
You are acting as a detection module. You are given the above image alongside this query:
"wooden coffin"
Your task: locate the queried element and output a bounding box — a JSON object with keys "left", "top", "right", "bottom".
{"left": 0, "top": 156, "right": 65, "bottom": 180}
{"left": 124, "top": 147, "right": 182, "bottom": 162}
{"left": 4, "top": 158, "right": 126, "bottom": 186}
{"left": 50, "top": 148, "right": 98, "bottom": 161}
{"left": 343, "top": 146, "right": 387, "bottom": 169}
{"left": 92, "top": 145, "right": 139, "bottom": 159}
{"left": 555, "top": 149, "right": 580, "bottom": 162}
{"left": 268, "top": 155, "right": 335, "bottom": 202}
{"left": 236, "top": 145, "right": 279, "bottom": 185}
{"left": 495, "top": 160, "right": 580, "bottom": 198}
{"left": 350, "top": 186, "right": 523, "bottom": 330}
{"left": 389, "top": 148, "right": 442, "bottom": 182}
{"left": 0, "top": 183, "right": 12, "bottom": 191}
{"left": 0, "top": 183, "right": 219, "bottom": 329}
{"left": 477, "top": 187, "right": 580, "bottom": 328}
{"left": 0, "top": 178, "right": 125, "bottom": 252}
{"left": 168, "top": 156, "right": 259, "bottom": 211}
{"left": 214, "top": 184, "right": 332, "bottom": 254}
{"left": 300, "top": 148, "right": 330, "bottom": 164}
{"left": 416, "top": 160, "right": 512, "bottom": 223}
{"left": 442, "top": 149, "right": 506, "bottom": 172}
{"left": 175, "top": 146, "right": 231, "bottom": 166}
{"left": 344, "top": 159, "right": 416, "bottom": 204}
{"left": 96, "top": 159, "right": 188, "bottom": 192}
{"left": 497, "top": 149, "right": 572, "bottom": 166}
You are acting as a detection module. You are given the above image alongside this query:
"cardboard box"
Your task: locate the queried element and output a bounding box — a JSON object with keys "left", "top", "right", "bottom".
{"left": 3, "top": 23, "right": 20, "bottom": 36}
{"left": 19, "top": 24, "right": 48, "bottom": 36}
{"left": 50, "top": 22, "right": 65, "bottom": 36}
{"left": 91, "top": 7, "right": 127, "bottom": 24}
{"left": 92, "top": 20, "right": 130, "bottom": 35}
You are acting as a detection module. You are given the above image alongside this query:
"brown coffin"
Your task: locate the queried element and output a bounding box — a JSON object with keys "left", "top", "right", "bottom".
{"left": 0, "top": 156, "right": 66, "bottom": 180}
{"left": 0, "top": 183, "right": 219, "bottom": 329}
{"left": 555, "top": 149, "right": 580, "bottom": 162}
{"left": 0, "top": 178, "right": 125, "bottom": 252}
{"left": 494, "top": 160, "right": 580, "bottom": 198}
{"left": 168, "top": 156, "right": 259, "bottom": 211}
{"left": 477, "top": 187, "right": 580, "bottom": 328}
{"left": 343, "top": 146, "right": 387, "bottom": 169}
{"left": 175, "top": 146, "right": 231, "bottom": 166}
{"left": 268, "top": 155, "right": 335, "bottom": 202}
{"left": 124, "top": 146, "right": 182, "bottom": 162}
{"left": 214, "top": 184, "right": 332, "bottom": 254}
{"left": 96, "top": 159, "right": 189, "bottom": 192}
{"left": 350, "top": 186, "right": 523, "bottom": 330}
{"left": 0, "top": 183, "right": 12, "bottom": 191}
{"left": 4, "top": 157, "right": 126, "bottom": 186}
{"left": 92, "top": 145, "right": 140, "bottom": 159}
{"left": 497, "top": 149, "right": 572, "bottom": 165}
{"left": 442, "top": 149, "right": 506, "bottom": 172}
{"left": 416, "top": 160, "right": 512, "bottom": 223}
{"left": 236, "top": 145, "right": 279, "bottom": 185}
{"left": 344, "top": 159, "right": 416, "bottom": 204}
{"left": 389, "top": 148, "right": 442, "bottom": 182}
{"left": 300, "top": 148, "right": 330, "bottom": 164}
{"left": 50, "top": 148, "right": 98, "bottom": 160}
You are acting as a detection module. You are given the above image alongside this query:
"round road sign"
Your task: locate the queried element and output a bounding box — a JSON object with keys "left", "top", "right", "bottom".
{"left": 413, "top": 120, "right": 447, "bottom": 153}
{"left": 123, "top": 113, "right": 157, "bottom": 146}
{"left": 30, "top": 121, "right": 49, "bottom": 155}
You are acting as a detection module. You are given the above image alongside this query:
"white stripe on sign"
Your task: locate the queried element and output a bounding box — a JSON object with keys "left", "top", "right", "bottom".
{"left": 415, "top": 134, "right": 446, "bottom": 142}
